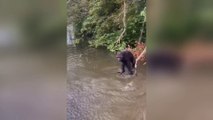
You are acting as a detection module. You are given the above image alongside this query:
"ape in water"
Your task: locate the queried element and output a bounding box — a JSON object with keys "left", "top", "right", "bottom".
{"left": 116, "top": 50, "right": 136, "bottom": 75}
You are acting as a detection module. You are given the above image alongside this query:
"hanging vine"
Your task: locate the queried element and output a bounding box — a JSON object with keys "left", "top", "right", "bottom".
{"left": 116, "top": 0, "right": 127, "bottom": 43}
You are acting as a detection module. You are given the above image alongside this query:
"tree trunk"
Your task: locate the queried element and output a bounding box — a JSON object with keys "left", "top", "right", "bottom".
{"left": 138, "top": 22, "right": 145, "bottom": 42}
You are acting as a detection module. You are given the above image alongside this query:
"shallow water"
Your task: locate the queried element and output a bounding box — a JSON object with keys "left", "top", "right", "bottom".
{"left": 67, "top": 45, "right": 146, "bottom": 120}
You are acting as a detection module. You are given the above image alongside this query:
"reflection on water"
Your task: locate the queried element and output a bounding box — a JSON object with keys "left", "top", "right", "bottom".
{"left": 67, "top": 45, "right": 146, "bottom": 120}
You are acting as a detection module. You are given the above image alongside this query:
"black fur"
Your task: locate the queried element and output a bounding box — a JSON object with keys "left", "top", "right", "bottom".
{"left": 116, "top": 50, "right": 135, "bottom": 75}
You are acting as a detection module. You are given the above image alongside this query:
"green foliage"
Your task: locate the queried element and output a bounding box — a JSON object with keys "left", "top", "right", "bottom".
{"left": 69, "top": 0, "right": 146, "bottom": 52}
{"left": 124, "top": 11, "right": 145, "bottom": 46}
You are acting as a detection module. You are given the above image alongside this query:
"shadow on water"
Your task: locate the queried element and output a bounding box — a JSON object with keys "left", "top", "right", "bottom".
{"left": 67, "top": 45, "right": 146, "bottom": 120}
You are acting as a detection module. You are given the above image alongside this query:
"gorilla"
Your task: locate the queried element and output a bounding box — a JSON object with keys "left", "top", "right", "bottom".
{"left": 116, "top": 50, "right": 136, "bottom": 75}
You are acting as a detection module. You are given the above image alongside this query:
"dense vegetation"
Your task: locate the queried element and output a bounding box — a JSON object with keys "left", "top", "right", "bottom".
{"left": 68, "top": 0, "right": 146, "bottom": 52}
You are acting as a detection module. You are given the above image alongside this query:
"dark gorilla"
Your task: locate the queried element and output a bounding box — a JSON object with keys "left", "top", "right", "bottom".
{"left": 116, "top": 50, "right": 136, "bottom": 75}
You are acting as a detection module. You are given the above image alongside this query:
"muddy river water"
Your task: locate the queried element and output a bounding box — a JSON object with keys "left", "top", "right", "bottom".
{"left": 67, "top": 45, "right": 146, "bottom": 120}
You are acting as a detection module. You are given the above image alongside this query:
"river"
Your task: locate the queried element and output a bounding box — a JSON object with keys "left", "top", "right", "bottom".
{"left": 67, "top": 45, "right": 146, "bottom": 120}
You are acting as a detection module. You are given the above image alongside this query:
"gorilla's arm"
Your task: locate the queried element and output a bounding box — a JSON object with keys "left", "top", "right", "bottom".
{"left": 132, "top": 57, "right": 136, "bottom": 68}
{"left": 121, "top": 62, "right": 125, "bottom": 74}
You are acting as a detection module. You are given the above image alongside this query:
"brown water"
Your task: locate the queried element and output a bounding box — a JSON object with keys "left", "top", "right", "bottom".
{"left": 67, "top": 45, "right": 146, "bottom": 120}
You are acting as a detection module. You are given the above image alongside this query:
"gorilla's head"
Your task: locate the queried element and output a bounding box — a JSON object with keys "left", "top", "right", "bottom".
{"left": 116, "top": 52, "right": 123, "bottom": 62}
